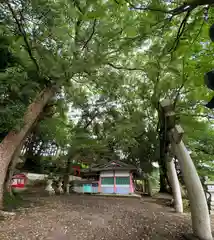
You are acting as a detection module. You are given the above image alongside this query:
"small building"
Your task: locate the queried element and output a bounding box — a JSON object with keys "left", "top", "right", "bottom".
{"left": 11, "top": 173, "right": 27, "bottom": 192}
{"left": 73, "top": 160, "right": 137, "bottom": 195}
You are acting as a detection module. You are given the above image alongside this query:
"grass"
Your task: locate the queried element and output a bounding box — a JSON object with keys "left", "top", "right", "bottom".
{"left": 3, "top": 191, "right": 26, "bottom": 211}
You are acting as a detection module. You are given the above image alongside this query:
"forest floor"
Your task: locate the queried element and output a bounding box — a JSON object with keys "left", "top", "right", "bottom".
{"left": 0, "top": 193, "right": 212, "bottom": 240}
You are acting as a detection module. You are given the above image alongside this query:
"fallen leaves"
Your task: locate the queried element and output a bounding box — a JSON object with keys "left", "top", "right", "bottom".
{"left": 0, "top": 194, "right": 209, "bottom": 240}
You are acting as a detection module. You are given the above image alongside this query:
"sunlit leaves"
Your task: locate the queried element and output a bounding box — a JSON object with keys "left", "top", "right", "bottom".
{"left": 1, "top": 0, "right": 214, "bottom": 179}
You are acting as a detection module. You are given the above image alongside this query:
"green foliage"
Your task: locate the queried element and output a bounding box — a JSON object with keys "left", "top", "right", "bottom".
{"left": 182, "top": 199, "right": 190, "bottom": 213}
{"left": 1, "top": 0, "right": 214, "bottom": 181}
{"left": 3, "top": 192, "right": 25, "bottom": 211}
{"left": 184, "top": 121, "right": 214, "bottom": 179}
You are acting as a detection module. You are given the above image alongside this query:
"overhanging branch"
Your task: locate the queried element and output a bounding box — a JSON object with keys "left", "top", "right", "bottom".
{"left": 125, "top": 0, "right": 169, "bottom": 13}
{"left": 169, "top": 9, "right": 192, "bottom": 52}
{"left": 173, "top": 79, "right": 188, "bottom": 108}
{"left": 125, "top": 0, "right": 214, "bottom": 16}
{"left": 82, "top": 19, "right": 97, "bottom": 50}
{"left": 179, "top": 112, "right": 214, "bottom": 120}
{"left": 7, "top": 2, "right": 40, "bottom": 72}
{"left": 106, "top": 62, "right": 144, "bottom": 71}
{"left": 124, "top": 0, "right": 212, "bottom": 55}
{"left": 73, "top": 0, "right": 84, "bottom": 14}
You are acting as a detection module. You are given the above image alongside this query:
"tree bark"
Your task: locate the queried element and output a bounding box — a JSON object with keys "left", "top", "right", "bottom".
{"left": 4, "top": 138, "right": 26, "bottom": 196}
{"left": 5, "top": 152, "right": 20, "bottom": 196}
{"left": 158, "top": 157, "right": 168, "bottom": 192}
{"left": 63, "top": 159, "right": 71, "bottom": 194}
{"left": 159, "top": 132, "right": 169, "bottom": 193}
{"left": 0, "top": 87, "right": 56, "bottom": 209}
{"left": 63, "top": 151, "right": 79, "bottom": 194}
{"left": 143, "top": 179, "right": 147, "bottom": 193}
{"left": 167, "top": 159, "right": 183, "bottom": 213}
{"left": 147, "top": 178, "right": 152, "bottom": 196}
{"left": 172, "top": 140, "right": 212, "bottom": 240}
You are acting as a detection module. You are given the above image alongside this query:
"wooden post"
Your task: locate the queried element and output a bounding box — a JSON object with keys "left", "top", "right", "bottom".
{"left": 166, "top": 155, "right": 183, "bottom": 213}
{"left": 160, "top": 99, "right": 213, "bottom": 240}
{"left": 98, "top": 176, "right": 101, "bottom": 193}
{"left": 129, "top": 172, "right": 133, "bottom": 193}
{"left": 113, "top": 170, "right": 116, "bottom": 193}
{"left": 171, "top": 139, "right": 212, "bottom": 239}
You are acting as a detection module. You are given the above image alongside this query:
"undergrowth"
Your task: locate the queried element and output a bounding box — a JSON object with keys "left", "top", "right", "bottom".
{"left": 182, "top": 199, "right": 190, "bottom": 212}
{"left": 3, "top": 192, "right": 25, "bottom": 211}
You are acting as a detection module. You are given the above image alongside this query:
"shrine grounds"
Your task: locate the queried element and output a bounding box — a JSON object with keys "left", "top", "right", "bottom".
{"left": 0, "top": 194, "right": 214, "bottom": 240}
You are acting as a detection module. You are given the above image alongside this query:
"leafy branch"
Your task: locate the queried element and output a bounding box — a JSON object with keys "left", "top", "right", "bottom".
{"left": 124, "top": 0, "right": 169, "bottom": 13}
{"left": 73, "top": 0, "right": 84, "bottom": 14}
{"left": 82, "top": 19, "right": 97, "bottom": 50}
{"left": 179, "top": 112, "right": 214, "bottom": 120}
{"left": 6, "top": 1, "right": 40, "bottom": 72}
{"left": 125, "top": 0, "right": 214, "bottom": 16}
{"left": 125, "top": 0, "right": 210, "bottom": 53}
{"left": 106, "top": 62, "right": 144, "bottom": 71}
{"left": 169, "top": 10, "right": 192, "bottom": 52}
{"left": 173, "top": 78, "right": 188, "bottom": 108}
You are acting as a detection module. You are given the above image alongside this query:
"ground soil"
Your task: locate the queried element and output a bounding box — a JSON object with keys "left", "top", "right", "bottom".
{"left": 0, "top": 194, "right": 213, "bottom": 240}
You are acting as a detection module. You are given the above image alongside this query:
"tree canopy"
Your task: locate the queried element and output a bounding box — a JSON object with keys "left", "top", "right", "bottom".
{"left": 1, "top": 0, "right": 214, "bottom": 180}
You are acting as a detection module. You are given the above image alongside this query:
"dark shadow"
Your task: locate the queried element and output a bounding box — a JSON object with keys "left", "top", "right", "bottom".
{"left": 3, "top": 191, "right": 46, "bottom": 212}
{"left": 142, "top": 197, "right": 172, "bottom": 208}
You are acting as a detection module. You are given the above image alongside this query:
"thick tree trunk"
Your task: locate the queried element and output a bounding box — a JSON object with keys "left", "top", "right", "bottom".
{"left": 63, "top": 152, "right": 75, "bottom": 194}
{"left": 159, "top": 131, "right": 169, "bottom": 193}
{"left": 5, "top": 155, "right": 19, "bottom": 196}
{"left": 63, "top": 166, "right": 70, "bottom": 194}
{"left": 0, "top": 87, "right": 56, "bottom": 209}
{"left": 147, "top": 178, "right": 152, "bottom": 196}
{"left": 4, "top": 140, "right": 25, "bottom": 196}
{"left": 63, "top": 155, "right": 71, "bottom": 194}
{"left": 158, "top": 160, "right": 168, "bottom": 193}
{"left": 172, "top": 140, "right": 212, "bottom": 240}
{"left": 143, "top": 179, "right": 147, "bottom": 193}
{"left": 167, "top": 159, "right": 183, "bottom": 213}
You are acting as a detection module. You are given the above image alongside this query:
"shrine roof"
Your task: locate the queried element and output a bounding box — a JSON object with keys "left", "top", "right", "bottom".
{"left": 81, "top": 160, "right": 137, "bottom": 173}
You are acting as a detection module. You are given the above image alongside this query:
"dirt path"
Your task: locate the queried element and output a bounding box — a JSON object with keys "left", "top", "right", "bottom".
{"left": 0, "top": 194, "right": 204, "bottom": 240}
